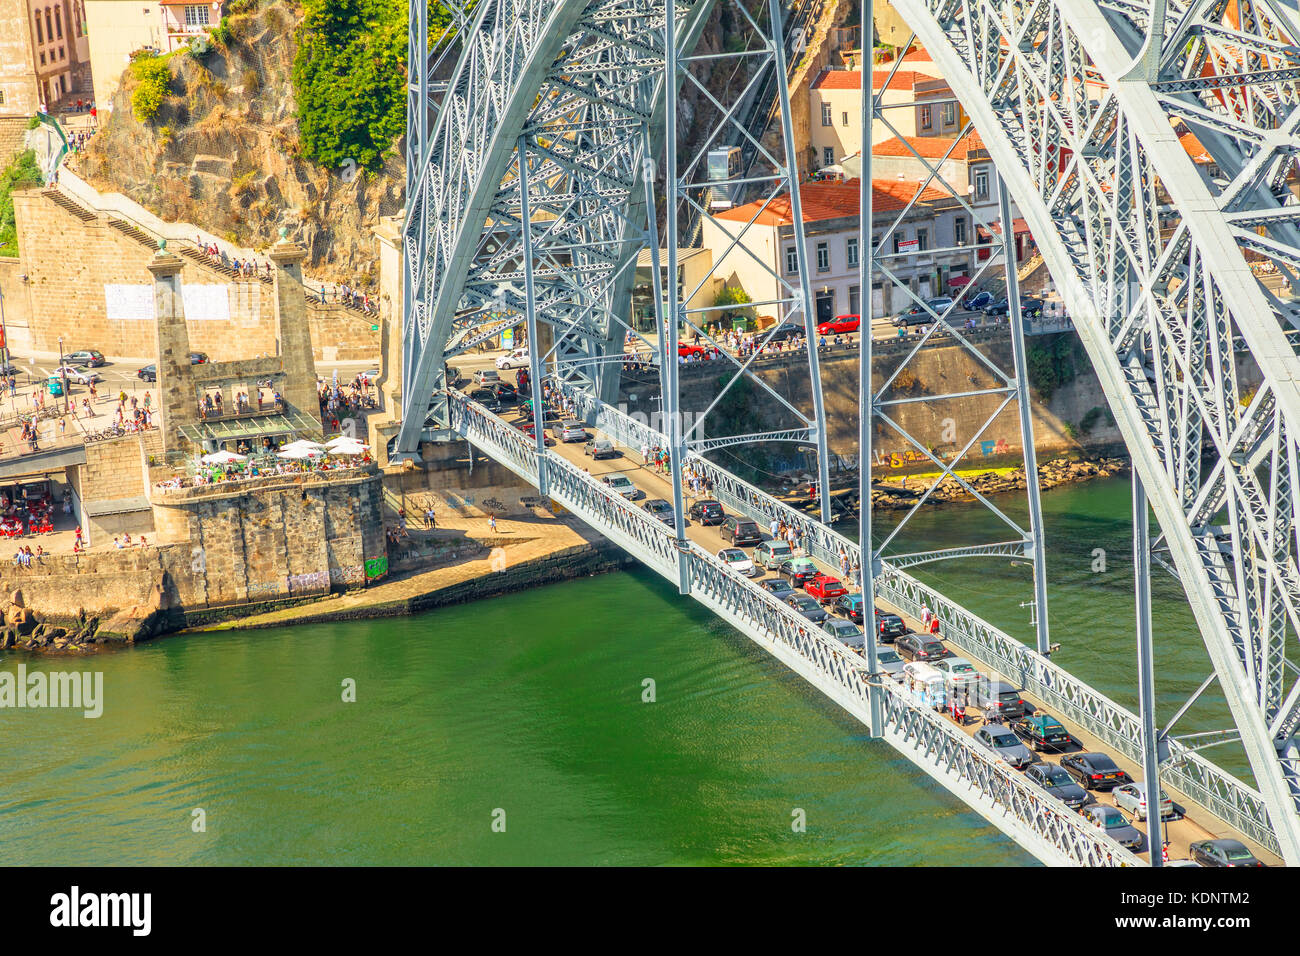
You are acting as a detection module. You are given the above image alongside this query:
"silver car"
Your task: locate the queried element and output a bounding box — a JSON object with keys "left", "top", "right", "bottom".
{"left": 1112, "top": 782, "right": 1174, "bottom": 821}
{"left": 974, "top": 725, "right": 1035, "bottom": 770}
{"left": 601, "top": 474, "right": 640, "bottom": 500}
{"left": 1081, "top": 804, "right": 1144, "bottom": 851}
{"left": 873, "top": 646, "right": 906, "bottom": 681}
{"left": 753, "top": 539, "right": 793, "bottom": 570}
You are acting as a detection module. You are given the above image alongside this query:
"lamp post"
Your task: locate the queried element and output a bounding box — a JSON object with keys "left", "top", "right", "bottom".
{"left": 58, "top": 335, "right": 68, "bottom": 414}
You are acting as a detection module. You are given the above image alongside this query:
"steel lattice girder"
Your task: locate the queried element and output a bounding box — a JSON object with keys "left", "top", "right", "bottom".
{"left": 400, "top": 0, "right": 716, "bottom": 452}
{"left": 885, "top": 0, "right": 1300, "bottom": 862}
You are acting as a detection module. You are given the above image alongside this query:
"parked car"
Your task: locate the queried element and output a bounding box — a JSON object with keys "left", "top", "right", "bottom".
{"left": 677, "top": 343, "right": 705, "bottom": 358}
{"left": 1081, "top": 805, "right": 1144, "bottom": 850}
{"left": 1020, "top": 297, "right": 1044, "bottom": 317}
{"left": 496, "top": 348, "right": 530, "bottom": 370}
{"left": 137, "top": 364, "right": 157, "bottom": 382}
{"left": 720, "top": 515, "right": 763, "bottom": 546}
{"left": 833, "top": 593, "right": 864, "bottom": 624}
{"left": 983, "top": 298, "right": 1011, "bottom": 316}
{"left": 873, "top": 607, "right": 906, "bottom": 641}
{"left": 1188, "top": 839, "right": 1266, "bottom": 868}
{"left": 972, "top": 679, "right": 1029, "bottom": 719}
{"left": 815, "top": 314, "right": 860, "bottom": 335}
{"left": 558, "top": 420, "right": 587, "bottom": 442}
{"left": 0, "top": 361, "right": 18, "bottom": 376}
{"left": 962, "top": 290, "right": 994, "bottom": 311}
{"left": 444, "top": 365, "right": 465, "bottom": 388}
{"left": 601, "top": 474, "right": 640, "bottom": 500}
{"left": 468, "top": 387, "right": 503, "bottom": 411}
{"left": 486, "top": 382, "right": 519, "bottom": 404}
{"left": 873, "top": 646, "right": 906, "bottom": 680}
{"left": 66, "top": 349, "right": 106, "bottom": 367}
{"left": 1112, "top": 782, "right": 1174, "bottom": 822}
{"left": 764, "top": 322, "right": 806, "bottom": 344}
{"left": 895, "top": 632, "right": 948, "bottom": 663}
{"left": 1011, "top": 714, "right": 1074, "bottom": 752}
{"left": 53, "top": 365, "right": 101, "bottom": 385}
{"left": 1024, "top": 762, "right": 1089, "bottom": 809}
{"left": 1059, "top": 752, "right": 1134, "bottom": 791}
{"left": 643, "top": 499, "right": 676, "bottom": 527}
{"left": 189, "top": 351, "right": 209, "bottom": 365}
{"left": 973, "top": 725, "right": 1036, "bottom": 770}
{"left": 716, "top": 547, "right": 757, "bottom": 576}
{"left": 752, "top": 538, "right": 793, "bottom": 570}
{"left": 777, "top": 556, "right": 819, "bottom": 588}
{"left": 758, "top": 578, "right": 796, "bottom": 600}
{"left": 821, "top": 617, "right": 865, "bottom": 650}
{"left": 584, "top": 438, "right": 617, "bottom": 459}
{"left": 892, "top": 309, "right": 934, "bottom": 327}
{"left": 804, "top": 573, "right": 847, "bottom": 603}
{"left": 473, "top": 368, "right": 501, "bottom": 386}
{"left": 784, "top": 592, "right": 829, "bottom": 623}
{"left": 689, "top": 499, "right": 726, "bottom": 525}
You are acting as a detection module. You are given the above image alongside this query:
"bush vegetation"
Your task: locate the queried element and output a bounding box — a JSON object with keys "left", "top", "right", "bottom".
{"left": 0, "top": 151, "right": 44, "bottom": 257}
{"left": 131, "top": 55, "right": 173, "bottom": 123}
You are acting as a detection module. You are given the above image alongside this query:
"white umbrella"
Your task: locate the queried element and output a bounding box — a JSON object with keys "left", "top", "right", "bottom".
{"left": 328, "top": 441, "right": 369, "bottom": 456}
{"left": 325, "top": 435, "right": 368, "bottom": 450}
{"left": 281, "top": 439, "right": 327, "bottom": 453}
{"left": 277, "top": 446, "right": 322, "bottom": 459}
{"left": 201, "top": 450, "right": 247, "bottom": 465}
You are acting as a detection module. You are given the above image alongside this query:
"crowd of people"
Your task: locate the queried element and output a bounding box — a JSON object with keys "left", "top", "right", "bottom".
{"left": 195, "top": 239, "right": 275, "bottom": 280}
{"left": 318, "top": 373, "right": 377, "bottom": 433}
{"left": 154, "top": 447, "right": 373, "bottom": 492}
{"left": 319, "top": 283, "right": 378, "bottom": 315}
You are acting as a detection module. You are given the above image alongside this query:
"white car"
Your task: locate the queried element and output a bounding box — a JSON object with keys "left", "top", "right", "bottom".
{"left": 1112, "top": 782, "right": 1175, "bottom": 821}
{"left": 873, "top": 646, "right": 906, "bottom": 680}
{"left": 601, "top": 474, "right": 639, "bottom": 500}
{"left": 716, "top": 547, "right": 757, "bottom": 576}
{"left": 53, "top": 365, "right": 100, "bottom": 385}
{"left": 557, "top": 420, "right": 587, "bottom": 442}
{"left": 496, "top": 348, "right": 530, "bottom": 370}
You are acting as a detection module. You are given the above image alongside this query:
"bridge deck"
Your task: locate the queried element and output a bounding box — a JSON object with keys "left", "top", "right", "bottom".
{"left": 501, "top": 401, "right": 1282, "bottom": 866}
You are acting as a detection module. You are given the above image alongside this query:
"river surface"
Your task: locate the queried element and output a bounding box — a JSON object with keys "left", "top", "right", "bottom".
{"left": 0, "top": 477, "right": 1256, "bottom": 865}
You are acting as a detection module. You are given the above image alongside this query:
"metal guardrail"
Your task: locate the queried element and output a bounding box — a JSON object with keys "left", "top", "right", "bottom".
{"left": 549, "top": 380, "right": 1281, "bottom": 857}
{"left": 449, "top": 390, "right": 1136, "bottom": 865}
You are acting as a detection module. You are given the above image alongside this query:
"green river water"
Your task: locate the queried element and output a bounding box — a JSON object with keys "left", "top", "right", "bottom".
{"left": 0, "top": 476, "right": 1252, "bottom": 865}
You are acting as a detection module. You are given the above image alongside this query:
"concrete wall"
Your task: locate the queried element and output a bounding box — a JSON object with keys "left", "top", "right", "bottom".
{"left": 79, "top": 429, "right": 160, "bottom": 541}
{"left": 82, "top": 0, "right": 163, "bottom": 109}
{"left": 0, "top": 0, "right": 40, "bottom": 117}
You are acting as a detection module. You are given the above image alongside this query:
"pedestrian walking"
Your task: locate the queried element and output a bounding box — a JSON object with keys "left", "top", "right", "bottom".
{"left": 488, "top": 514, "right": 498, "bottom": 533}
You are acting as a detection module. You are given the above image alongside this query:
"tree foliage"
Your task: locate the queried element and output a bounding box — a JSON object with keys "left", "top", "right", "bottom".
{"left": 292, "top": 0, "right": 409, "bottom": 172}
{"left": 0, "top": 151, "right": 44, "bottom": 257}
{"left": 714, "top": 284, "right": 755, "bottom": 321}
{"left": 131, "top": 55, "right": 172, "bottom": 124}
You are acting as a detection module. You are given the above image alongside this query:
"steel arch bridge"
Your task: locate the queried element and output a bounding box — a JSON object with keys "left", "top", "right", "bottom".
{"left": 402, "top": 0, "right": 1300, "bottom": 864}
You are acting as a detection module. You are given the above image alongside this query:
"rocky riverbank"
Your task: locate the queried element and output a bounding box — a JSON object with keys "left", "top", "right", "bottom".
{"left": 0, "top": 588, "right": 170, "bottom": 655}
{"left": 870, "top": 456, "right": 1130, "bottom": 510}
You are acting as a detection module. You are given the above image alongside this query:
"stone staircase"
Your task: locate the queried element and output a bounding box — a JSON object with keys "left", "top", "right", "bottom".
{"left": 43, "top": 187, "right": 96, "bottom": 222}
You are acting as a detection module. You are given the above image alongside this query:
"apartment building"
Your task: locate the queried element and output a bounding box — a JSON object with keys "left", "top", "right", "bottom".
{"left": 700, "top": 178, "right": 979, "bottom": 322}
{"left": 83, "top": 0, "right": 224, "bottom": 108}
{"left": 0, "top": 0, "right": 90, "bottom": 117}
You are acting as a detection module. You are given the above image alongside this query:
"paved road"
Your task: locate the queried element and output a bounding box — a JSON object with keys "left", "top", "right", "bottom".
{"left": 488, "top": 396, "right": 1278, "bottom": 866}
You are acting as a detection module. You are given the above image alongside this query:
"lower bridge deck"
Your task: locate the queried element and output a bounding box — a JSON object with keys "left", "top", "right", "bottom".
{"left": 447, "top": 390, "right": 1283, "bottom": 865}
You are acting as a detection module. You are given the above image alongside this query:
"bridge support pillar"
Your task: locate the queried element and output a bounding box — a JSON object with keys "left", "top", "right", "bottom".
{"left": 1133, "top": 472, "right": 1164, "bottom": 864}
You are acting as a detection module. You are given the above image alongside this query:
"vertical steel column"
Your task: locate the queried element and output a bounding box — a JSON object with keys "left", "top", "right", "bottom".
{"left": 769, "top": 0, "right": 832, "bottom": 525}
{"left": 1133, "top": 471, "right": 1165, "bottom": 864}
{"left": 663, "top": 0, "right": 689, "bottom": 594}
{"left": 400, "top": 0, "right": 432, "bottom": 443}
{"left": 859, "top": 0, "right": 882, "bottom": 737}
{"left": 518, "top": 137, "right": 549, "bottom": 497}
{"left": 999, "top": 175, "right": 1051, "bottom": 656}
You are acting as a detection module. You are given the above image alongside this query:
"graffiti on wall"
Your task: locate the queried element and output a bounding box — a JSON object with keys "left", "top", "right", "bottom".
{"left": 364, "top": 556, "right": 389, "bottom": 580}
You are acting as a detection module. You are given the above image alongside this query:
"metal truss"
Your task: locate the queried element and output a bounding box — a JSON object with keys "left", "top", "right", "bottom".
{"left": 885, "top": 0, "right": 1300, "bottom": 863}
{"left": 447, "top": 390, "right": 1137, "bottom": 865}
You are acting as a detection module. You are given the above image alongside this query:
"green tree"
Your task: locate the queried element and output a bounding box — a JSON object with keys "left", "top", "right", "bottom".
{"left": 0, "top": 151, "right": 44, "bottom": 257}
{"left": 714, "top": 284, "right": 755, "bottom": 325}
{"left": 131, "top": 55, "right": 172, "bottom": 124}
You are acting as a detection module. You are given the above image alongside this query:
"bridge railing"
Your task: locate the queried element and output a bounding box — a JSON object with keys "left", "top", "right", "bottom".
{"left": 449, "top": 390, "right": 1137, "bottom": 866}
{"left": 551, "top": 382, "right": 1280, "bottom": 856}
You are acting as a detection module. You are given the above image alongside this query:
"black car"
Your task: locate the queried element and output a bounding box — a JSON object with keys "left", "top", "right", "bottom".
{"left": 1188, "top": 839, "right": 1266, "bottom": 868}
{"left": 1020, "top": 297, "right": 1044, "bottom": 317}
{"left": 764, "top": 322, "right": 806, "bottom": 344}
{"left": 784, "top": 592, "right": 829, "bottom": 623}
{"left": 895, "top": 632, "right": 948, "bottom": 663}
{"left": 1024, "top": 762, "right": 1089, "bottom": 810}
{"left": 983, "top": 299, "right": 1010, "bottom": 316}
{"left": 137, "top": 364, "right": 157, "bottom": 382}
{"left": 1059, "top": 752, "right": 1134, "bottom": 792}
{"left": 468, "top": 387, "right": 504, "bottom": 411}
{"left": 1011, "top": 714, "right": 1074, "bottom": 752}
{"left": 444, "top": 365, "right": 464, "bottom": 387}
{"left": 776, "top": 558, "right": 819, "bottom": 588}
{"left": 720, "top": 515, "right": 763, "bottom": 546}
{"left": 758, "top": 578, "right": 796, "bottom": 600}
{"left": 892, "top": 310, "right": 934, "bottom": 327}
{"left": 189, "top": 351, "right": 209, "bottom": 365}
{"left": 874, "top": 607, "right": 906, "bottom": 641}
{"left": 487, "top": 382, "right": 519, "bottom": 404}
{"left": 689, "top": 499, "right": 725, "bottom": 525}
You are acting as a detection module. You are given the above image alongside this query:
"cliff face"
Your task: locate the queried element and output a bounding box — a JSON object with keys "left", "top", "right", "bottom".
{"left": 73, "top": 0, "right": 402, "bottom": 289}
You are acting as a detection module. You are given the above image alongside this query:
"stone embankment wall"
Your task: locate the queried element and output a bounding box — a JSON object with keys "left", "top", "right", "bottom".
{"left": 1, "top": 189, "right": 378, "bottom": 361}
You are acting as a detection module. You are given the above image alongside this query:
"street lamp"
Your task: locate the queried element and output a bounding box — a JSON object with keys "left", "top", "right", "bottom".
{"left": 58, "top": 335, "right": 68, "bottom": 414}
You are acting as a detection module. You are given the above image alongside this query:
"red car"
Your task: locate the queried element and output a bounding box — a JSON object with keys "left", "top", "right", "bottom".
{"left": 678, "top": 343, "right": 705, "bottom": 358}
{"left": 517, "top": 422, "right": 556, "bottom": 446}
{"left": 816, "top": 314, "right": 860, "bottom": 335}
{"left": 805, "top": 573, "right": 847, "bottom": 603}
